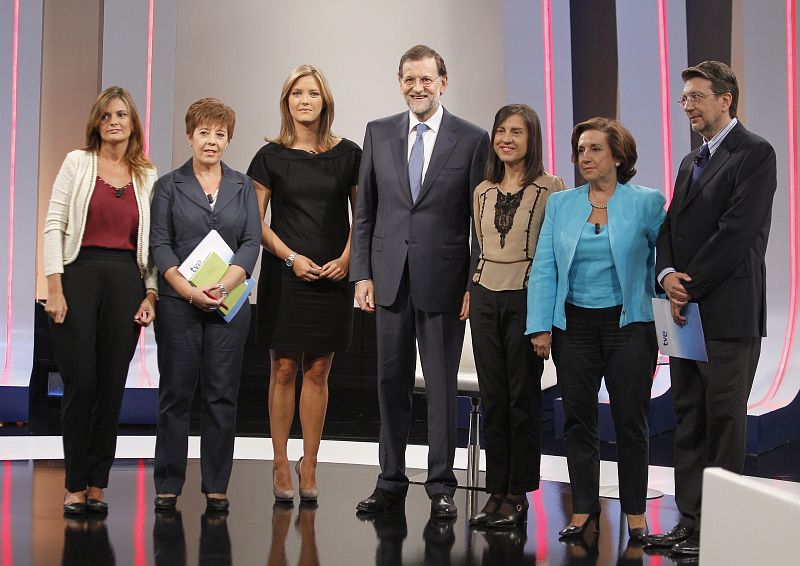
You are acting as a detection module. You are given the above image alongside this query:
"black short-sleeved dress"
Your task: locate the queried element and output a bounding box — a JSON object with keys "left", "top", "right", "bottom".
{"left": 247, "top": 139, "right": 361, "bottom": 352}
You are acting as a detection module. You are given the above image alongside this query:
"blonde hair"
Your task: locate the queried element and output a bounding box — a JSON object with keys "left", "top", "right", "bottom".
{"left": 83, "top": 86, "right": 153, "bottom": 185}
{"left": 271, "top": 65, "right": 336, "bottom": 151}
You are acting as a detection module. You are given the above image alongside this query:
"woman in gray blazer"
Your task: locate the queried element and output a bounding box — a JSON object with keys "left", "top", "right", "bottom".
{"left": 149, "top": 98, "right": 261, "bottom": 513}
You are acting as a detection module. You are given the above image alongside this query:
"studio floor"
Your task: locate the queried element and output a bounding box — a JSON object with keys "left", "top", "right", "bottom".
{"left": 1, "top": 453, "right": 687, "bottom": 566}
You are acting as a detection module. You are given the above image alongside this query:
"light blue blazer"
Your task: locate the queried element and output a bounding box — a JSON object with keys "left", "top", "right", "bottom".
{"left": 526, "top": 183, "right": 666, "bottom": 333}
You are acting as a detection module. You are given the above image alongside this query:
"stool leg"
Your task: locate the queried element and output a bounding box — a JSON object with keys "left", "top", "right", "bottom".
{"left": 467, "top": 397, "right": 481, "bottom": 488}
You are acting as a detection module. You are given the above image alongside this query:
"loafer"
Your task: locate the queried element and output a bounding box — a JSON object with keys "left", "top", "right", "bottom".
{"left": 205, "top": 496, "right": 229, "bottom": 513}
{"left": 86, "top": 498, "right": 108, "bottom": 514}
{"left": 63, "top": 501, "right": 87, "bottom": 515}
{"left": 356, "top": 488, "right": 405, "bottom": 515}
{"left": 430, "top": 494, "right": 457, "bottom": 519}
{"left": 153, "top": 496, "right": 178, "bottom": 512}
{"left": 644, "top": 523, "right": 693, "bottom": 548}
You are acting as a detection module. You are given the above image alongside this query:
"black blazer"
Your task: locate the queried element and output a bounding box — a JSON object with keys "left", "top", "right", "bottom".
{"left": 150, "top": 159, "right": 261, "bottom": 299}
{"left": 656, "top": 122, "right": 777, "bottom": 339}
{"left": 350, "top": 108, "right": 489, "bottom": 312}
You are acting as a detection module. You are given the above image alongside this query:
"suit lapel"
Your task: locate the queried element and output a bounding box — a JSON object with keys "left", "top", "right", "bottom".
{"left": 417, "top": 110, "right": 457, "bottom": 204}
{"left": 678, "top": 122, "right": 742, "bottom": 213}
{"left": 212, "top": 162, "right": 243, "bottom": 213}
{"left": 390, "top": 113, "right": 413, "bottom": 206}
{"left": 173, "top": 159, "right": 212, "bottom": 211}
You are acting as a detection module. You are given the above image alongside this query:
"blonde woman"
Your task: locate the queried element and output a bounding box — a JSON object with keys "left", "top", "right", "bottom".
{"left": 247, "top": 65, "right": 361, "bottom": 502}
{"left": 43, "top": 86, "right": 158, "bottom": 514}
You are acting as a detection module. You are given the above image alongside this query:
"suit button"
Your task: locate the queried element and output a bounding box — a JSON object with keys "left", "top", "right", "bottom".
{"left": 404, "top": 240, "right": 409, "bottom": 245}
{"left": 677, "top": 237, "right": 683, "bottom": 244}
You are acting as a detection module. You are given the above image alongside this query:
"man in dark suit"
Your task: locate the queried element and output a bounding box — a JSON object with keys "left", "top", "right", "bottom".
{"left": 647, "top": 61, "right": 777, "bottom": 556}
{"left": 350, "top": 45, "right": 489, "bottom": 518}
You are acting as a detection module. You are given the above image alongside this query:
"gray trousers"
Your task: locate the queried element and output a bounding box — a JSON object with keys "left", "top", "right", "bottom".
{"left": 375, "top": 269, "right": 465, "bottom": 498}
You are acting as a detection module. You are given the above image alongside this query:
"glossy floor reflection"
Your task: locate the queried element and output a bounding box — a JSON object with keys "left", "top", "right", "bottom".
{"left": 1, "top": 458, "right": 692, "bottom": 565}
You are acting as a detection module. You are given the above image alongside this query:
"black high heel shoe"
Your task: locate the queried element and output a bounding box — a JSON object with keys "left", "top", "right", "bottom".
{"left": 628, "top": 524, "right": 649, "bottom": 542}
{"left": 484, "top": 497, "right": 529, "bottom": 528}
{"left": 469, "top": 494, "right": 504, "bottom": 526}
{"left": 558, "top": 512, "right": 600, "bottom": 538}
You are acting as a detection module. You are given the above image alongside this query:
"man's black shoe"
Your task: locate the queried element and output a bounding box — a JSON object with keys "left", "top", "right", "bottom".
{"left": 430, "top": 494, "right": 457, "bottom": 519}
{"left": 356, "top": 488, "right": 405, "bottom": 514}
{"left": 644, "top": 523, "right": 693, "bottom": 547}
{"left": 670, "top": 535, "right": 700, "bottom": 556}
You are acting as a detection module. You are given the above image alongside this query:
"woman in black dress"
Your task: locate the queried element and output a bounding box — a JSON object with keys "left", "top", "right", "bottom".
{"left": 247, "top": 65, "right": 361, "bottom": 502}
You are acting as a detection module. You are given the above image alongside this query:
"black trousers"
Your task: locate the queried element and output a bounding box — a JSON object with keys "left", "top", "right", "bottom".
{"left": 470, "top": 284, "right": 542, "bottom": 494}
{"left": 375, "top": 266, "right": 465, "bottom": 497}
{"left": 153, "top": 294, "right": 249, "bottom": 496}
{"left": 552, "top": 304, "right": 657, "bottom": 515}
{"left": 50, "top": 248, "right": 144, "bottom": 492}
{"left": 671, "top": 336, "right": 760, "bottom": 531}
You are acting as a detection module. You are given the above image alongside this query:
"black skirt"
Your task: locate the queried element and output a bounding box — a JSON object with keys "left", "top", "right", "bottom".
{"left": 256, "top": 254, "right": 354, "bottom": 352}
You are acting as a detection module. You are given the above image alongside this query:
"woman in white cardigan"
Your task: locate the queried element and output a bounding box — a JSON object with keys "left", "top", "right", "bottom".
{"left": 43, "top": 86, "right": 158, "bottom": 515}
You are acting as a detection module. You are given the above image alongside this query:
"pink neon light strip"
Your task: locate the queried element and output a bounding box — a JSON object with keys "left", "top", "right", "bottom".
{"left": 541, "top": 0, "right": 556, "bottom": 174}
{"left": 750, "top": 0, "right": 799, "bottom": 408}
{"left": 137, "top": 0, "right": 156, "bottom": 388}
{"left": 134, "top": 459, "right": 146, "bottom": 566}
{"left": 2, "top": 0, "right": 20, "bottom": 386}
{"left": 657, "top": 0, "right": 674, "bottom": 204}
{"left": 1, "top": 461, "right": 12, "bottom": 566}
{"left": 531, "top": 490, "right": 548, "bottom": 562}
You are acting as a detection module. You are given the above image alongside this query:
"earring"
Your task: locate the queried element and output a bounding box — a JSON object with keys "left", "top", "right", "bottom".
{"left": 615, "top": 162, "right": 620, "bottom": 166}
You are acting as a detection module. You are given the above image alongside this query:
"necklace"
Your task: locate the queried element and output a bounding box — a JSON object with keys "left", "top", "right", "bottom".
{"left": 588, "top": 194, "right": 609, "bottom": 209}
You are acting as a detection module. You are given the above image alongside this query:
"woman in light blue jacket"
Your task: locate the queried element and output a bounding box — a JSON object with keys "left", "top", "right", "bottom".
{"left": 527, "top": 118, "right": 665, "bottom": 542}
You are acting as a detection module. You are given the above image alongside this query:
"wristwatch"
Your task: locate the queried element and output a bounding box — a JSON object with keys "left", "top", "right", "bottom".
{"left": 285, "top": 251, "right": 297, "bottom": 267}
{"left": 216, "top": 283, "right": 229, "bottom": 298}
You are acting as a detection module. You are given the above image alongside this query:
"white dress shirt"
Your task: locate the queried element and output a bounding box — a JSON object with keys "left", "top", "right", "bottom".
{"left": 407, "top": 103, "right": 444, "bottom": 184}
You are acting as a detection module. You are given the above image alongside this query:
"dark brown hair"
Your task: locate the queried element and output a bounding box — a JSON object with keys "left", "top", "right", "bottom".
{"left": 571, "top": 117, "right": 637, "bottom": 184}
{"left": 83, "top": 86, "right": 153, "bottom": 185}
{"left": 398, "top": 44, "right": 447, "bottom": 78}
{"left": 682, "top": 60, "right": 739, "bottom": 118}
{"left": 185, "top": 98, "right": 236, "bottom": 138}
{"left": 485, "top": 104, "right": 545, "bottom": 186}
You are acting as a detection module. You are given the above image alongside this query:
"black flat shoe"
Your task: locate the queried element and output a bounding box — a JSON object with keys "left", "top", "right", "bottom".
{"left": 205, "top": 496, "right": 229, "bottom": 513}
{"left": 670, "top": 535, "right": 700, "bottom": 556}
{"left": 86, "top": 498, "right": 108, "bottom": 514}
{"left": 644, "top": 523, "right": 693, "bottom": 548}
{"left": 63, "top": 501, "right": 87, "bottom": 515}
{"left": 558, "top": 512, "right": 600, "bottom": 538}
{"left": 153, "top": 495, "right": 177, "bottom": 512}
{"left": 484, "top": 497, "right": 529, "bottom": 528}
{"left": 430, "top": 494, "right": 457, "bottom": 519}
{"left": 356, "top": 488, "right": 406, "bottom": 515}
{"left": 469, "top": 494, "right": 504, "bottom": 526}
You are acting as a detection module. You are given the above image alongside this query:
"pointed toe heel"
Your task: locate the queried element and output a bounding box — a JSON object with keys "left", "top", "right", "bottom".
{"left": 295, "top": 457, "right": 318, "bottom": 502}
{"left": 559, "top": 512, "right": 600, "bottom": 538}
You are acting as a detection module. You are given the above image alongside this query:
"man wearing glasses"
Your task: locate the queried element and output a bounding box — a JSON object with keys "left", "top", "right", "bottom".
{"left": 350, "top": 44, "right": 488, "bottom": 519}
{"left": 647, "top": 61, "right": 777, "bottom": 557}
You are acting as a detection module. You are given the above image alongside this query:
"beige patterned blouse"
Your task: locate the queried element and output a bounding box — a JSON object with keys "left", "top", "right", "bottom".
{"left": 472, "top": 173, "right": 565, "bottom": 291}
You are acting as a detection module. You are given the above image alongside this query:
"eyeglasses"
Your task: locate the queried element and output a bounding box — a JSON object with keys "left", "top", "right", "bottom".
{"left": 401, "top": 76, "right": 439, "bottom": 88}
{"left": 677, "top": 92, "right": 724, "bottom": 107}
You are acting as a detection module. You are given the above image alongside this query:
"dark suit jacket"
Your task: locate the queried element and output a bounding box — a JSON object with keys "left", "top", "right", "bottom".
{"left": 656, "top": 122, "right": 777, "bottom": 339}
{"left": 350, "top": 108, "right": 489, "bottom": 312}
{"left": 150, "top": 159, "right": 262, "bottom": 299}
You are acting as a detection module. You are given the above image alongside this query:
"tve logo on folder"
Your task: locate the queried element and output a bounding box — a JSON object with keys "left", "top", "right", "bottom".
{"left": 651, "top": 298, "right": 708, "bottom": 362}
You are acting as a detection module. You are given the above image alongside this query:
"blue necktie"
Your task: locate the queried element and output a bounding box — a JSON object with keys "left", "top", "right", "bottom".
{"left": 690, "top": 143, "right": 710, "bottom": 187}
{"left": 408, "top": 123, "right": 428, "bottom": 203}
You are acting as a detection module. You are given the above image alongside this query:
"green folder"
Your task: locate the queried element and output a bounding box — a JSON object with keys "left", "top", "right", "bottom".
{"left": 189, "top": 252, "right": 249, "bottom": 317}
